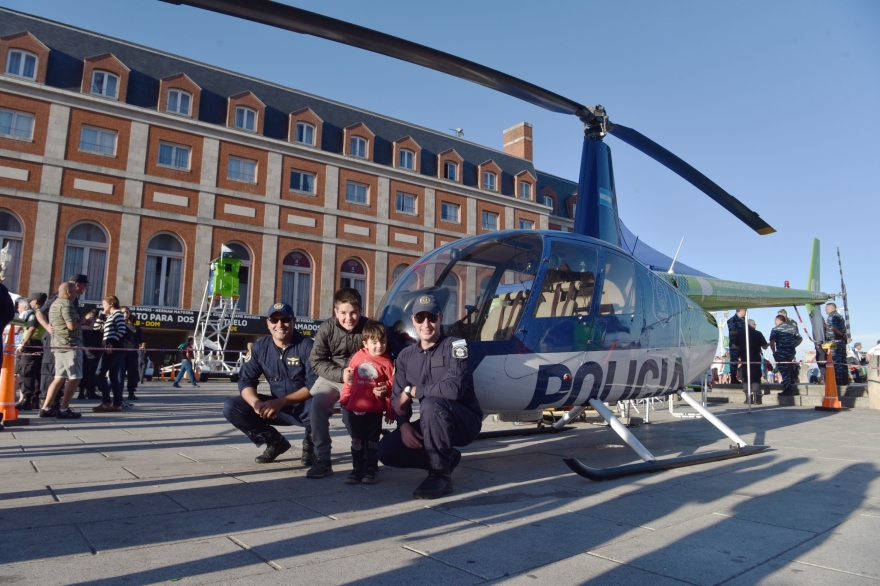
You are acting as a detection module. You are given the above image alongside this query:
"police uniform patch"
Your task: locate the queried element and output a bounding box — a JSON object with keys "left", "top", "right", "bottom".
{"left": 451, "top": 339, "right": 468, "bottom": 359}
{"left": 286, "top": 357, "right": 301, "bottom": 366}
{"left": 274, "top": 303, "right": 284, "bottom": 309}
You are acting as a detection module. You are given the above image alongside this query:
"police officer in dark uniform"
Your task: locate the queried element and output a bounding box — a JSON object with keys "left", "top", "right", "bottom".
{"left": 769, "top": 314, "right": 802, "bottom": 396}
{"left": 14, "top": 293, "right": 46, "bottom": 410}
{"left": 378, "top": 294, "right": 482, "bottom": 500}
{"left": 824, "top": 302, "right": 848, "bottom": 386}
{"left": 727, "top": 309, "right": 746, "bottom": 384}
{"left": 223, "top": 302, "right": 316, "bottom": 464}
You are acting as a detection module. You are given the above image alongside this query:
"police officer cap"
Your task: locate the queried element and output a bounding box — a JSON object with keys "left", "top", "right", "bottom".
{"left": 29, "top": 292, "right": 47, "bottom": 305}
{"left": 412, "top": 294, "right": 441, "bottom": 316}
{"left": 266, "top": 301, "right": 294, "bottom": 318}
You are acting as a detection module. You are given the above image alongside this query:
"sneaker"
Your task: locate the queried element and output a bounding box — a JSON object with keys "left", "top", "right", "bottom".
{"left": 346, "top": 469, "right": 365, "bottom": 485}
{"left": 92, "top": 403, "right": 122, "bottom": 413}
{"left": 172, "top": 383, "right": 181, "bottom": 388}
{"left": 413, "top": 471, "right": 453, "bottom": 500}
{"left": 56, "top": 408, "right": 82, "bottom": 419}
{"left": 255, "top": 438, "right": 291, "bottom": 464}
{"left": 361, "top": 469, "right": 378, "bottom": 484}
{"left": 39, "top": 408, "right": 57, "bottom": 418}
{"left": 191, "top": 383, "right": 199, "bottom": 387}
{"left": 127, "top": 393, "right": 139, "bottom": 401}
{"left": 306, "top": 459, "right": 334, "bottom": 479}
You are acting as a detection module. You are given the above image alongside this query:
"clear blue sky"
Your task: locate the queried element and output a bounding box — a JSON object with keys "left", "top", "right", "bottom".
{"left": 6, "top": 0, "right": 878, "bottom": 352}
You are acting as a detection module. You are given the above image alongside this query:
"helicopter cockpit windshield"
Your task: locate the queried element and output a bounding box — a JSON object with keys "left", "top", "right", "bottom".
{"left": 378, "top": 232, "right": 544, "bottom": 350}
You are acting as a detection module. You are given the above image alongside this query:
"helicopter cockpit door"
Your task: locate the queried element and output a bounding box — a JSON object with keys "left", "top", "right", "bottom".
{"left": 505, "top": 239, "right": 601, "bottom": 410}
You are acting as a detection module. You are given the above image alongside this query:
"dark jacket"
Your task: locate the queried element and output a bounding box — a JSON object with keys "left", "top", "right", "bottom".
{"left": 239, "top": 333, "right": 317, "bottom": 399}
{"left": 0, "top": 284, "right": 13, "bottom": 334}
{"left": 308, "top": 315, "right": 369, "bottom": 383}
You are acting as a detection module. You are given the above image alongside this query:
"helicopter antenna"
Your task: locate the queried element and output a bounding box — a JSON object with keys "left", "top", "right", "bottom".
{"left": 450, "top": 127, "right": 464, "bottom": 137}
{"left": 667, "top": 237, "right": 685, "bottom": 274}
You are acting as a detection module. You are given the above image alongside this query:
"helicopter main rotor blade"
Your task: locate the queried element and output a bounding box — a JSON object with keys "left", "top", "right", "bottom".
{"left": 607, "top": 124, "right": 775, "bottom": 235}
{"left": 161, "top": 0, "right": 776, "bottom": 236}
{"left": 160, "top": 0, "right": 594, "bottom": 120}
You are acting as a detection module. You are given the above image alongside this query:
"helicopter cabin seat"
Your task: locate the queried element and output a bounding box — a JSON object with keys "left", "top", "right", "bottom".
{"left": 480, "top": 290, "right": 528, "bottom": 341}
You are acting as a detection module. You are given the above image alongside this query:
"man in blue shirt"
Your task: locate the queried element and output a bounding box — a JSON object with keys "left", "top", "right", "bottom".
{"left": 379, "top": 294, "right": 482, "bottom": 500}
{"left": 223, "top": 302, "right": 316, "bottom": 464}
{"left": 769, "top": 314, "right": 802, "bottom": 396}
{"left": 824, "top": 302, "right": 849, "bottom": 386}
{"left": 727, "top": 310, "right": 746, "bottom": 384}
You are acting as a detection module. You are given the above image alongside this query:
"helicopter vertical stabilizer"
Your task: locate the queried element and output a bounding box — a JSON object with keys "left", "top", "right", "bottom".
{"left": 573, "top": 137, "right": 621, "bottom": 247}
{"left": 806, "top": 238, "right": 826, "bottom": 343}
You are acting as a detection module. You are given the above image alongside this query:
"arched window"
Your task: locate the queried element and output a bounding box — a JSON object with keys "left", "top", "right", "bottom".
{"left": 63, "top": 222, "right": 108, "bottom": 302}
{"left": 391, "top": 263, "right": 408, "bottom": 285}
{"left": 339, "top": 258, "right": 366, "bottom": 304}
{"left": 281, "top": 251, "right": 312, "bottom": 318}
{"left": 223, "top": 242, "right": 251, "bottom": 312}
{"left": 143, "top": 233, "right": 184, "bottom": 307}
{"left": 0, "top": 210, "right": 23, "bottom": 293}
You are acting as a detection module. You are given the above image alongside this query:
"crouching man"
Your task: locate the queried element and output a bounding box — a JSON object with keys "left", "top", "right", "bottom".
{"left": 378, "top": 294, "right": 482, "bottom": 499}
{"left": 223, "top": 302, "right": 316, "bottom": 464}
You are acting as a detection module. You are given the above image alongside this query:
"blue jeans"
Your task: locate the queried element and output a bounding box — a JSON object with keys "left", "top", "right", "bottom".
{"left": 97, "top": 351, "right": 126, "bottom": 406}
{"left": 223, "top": 394, "right": 311, "bottom": 446}
{"left": 174, "top": 359, "right": 197, "bottom": 386}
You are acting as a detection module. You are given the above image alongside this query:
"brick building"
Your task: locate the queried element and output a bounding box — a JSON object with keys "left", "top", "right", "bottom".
{"left": 0, "top": 8, "right": 586, "bottom": 347}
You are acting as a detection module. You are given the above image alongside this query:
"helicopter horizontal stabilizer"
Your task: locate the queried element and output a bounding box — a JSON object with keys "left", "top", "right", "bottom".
{"left": 657, "top": 273, "right": 831, "bottom": 312}
{"left": 564, "top": 445, "right": 770, "bottom": 481}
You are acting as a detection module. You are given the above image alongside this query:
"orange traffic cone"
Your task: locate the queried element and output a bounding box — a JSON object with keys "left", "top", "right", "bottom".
{"left": 0, "top": 326, "right": 29, "bottom": 426}
{"left": 816, "top": 343, "right": 849, "bottom": 412}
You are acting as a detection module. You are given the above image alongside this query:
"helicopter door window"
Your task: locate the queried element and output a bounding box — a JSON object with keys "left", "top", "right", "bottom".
{"left": 532, "top": 241, "right": 598, "bottom": 318}
{"left": 600, "top": 253, "right": 637, "bottom": 315}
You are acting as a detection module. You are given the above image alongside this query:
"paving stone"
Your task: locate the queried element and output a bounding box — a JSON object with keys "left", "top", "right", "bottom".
{"left": 724, "top": 557, "right": 879, "bottom": 585}
{"left": 778, "top": 514, "right": 880, "bottom": 580}
{"left": 0, "top": 523, "right": 92, "bottom": 566}
{"left": 486, "top": 552, "right": 690, "bottom": 585}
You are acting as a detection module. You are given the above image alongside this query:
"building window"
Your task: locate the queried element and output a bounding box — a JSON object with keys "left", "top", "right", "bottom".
{"left": 395, "top": 192, "right": 416, "bottom": 214}
{"left": 345, "top": 181, "right": 368, "bottom": 204}
{"left": 295, "top": 122, "right": 315, "bottom": 146}
{"left": 391, "top": 263, "right": 408, "bottom": 284}
{"left": 62, "top": 222, "right": 108, "bottom": 303}
{"left": 223, "top": 242, "right": 251, "bottom": 312}
{"left": 158, "top": 142, "right": 191, "bottom": 170}
{"left": 340, "top": 258, "right": 366, "bottom": 302}
{"left": 444, "top": 161, "right": 458, "bottom": 181}
{"left": 519, "top": 219, "right": 534, "bottom": 229}
{"left": 5, "top": 50, "right": 37, "bottom": 79}
{"left": 483, "top": 171, "right": 496, "bottom": 191}
{"left": 350, "top": 136, "right": 367, "bottom": 158}
{"left": 482, "top": 211, "right": 499, "bottom": 231}
{"left": 572, "top": 203, "right": 576, "bottom": 217}
{"left": 542, "top": 195, "right": 553, "bottom": 208}
{"left": 90, "top": 71, "right": 119, "bottom": 98}
{"left": 519, "top": 182, "right": 532, "bottom": 200}
{"left": 0, "top": 210, "right": 23, "bottom": 293}
{"left": 0, "top": 109, "right": 34, "bottom": 140}
{"left": 79, "top": 126, "right": 117, "bottom": 156}
{"left": 167, "top": 89, "right": 191, "bottom": 115}
{"left": 441, "top": 202, "right": 460, "bottom": 223}
{"left": 234, "top": 106, "right": 257, "bottom": 132}
{"left": 290, "top": 170, "right": 316, "bottom": 193}
{"left": 399, "top": 149, "right": 414, "bottom": 170}
{"left": 143, "top": 233, "right": 184, "bottom": 307}
{"left": 282, "top": 251, "right": 312, "bottom": 318}
{"left": 228, "top": 156, "right": 257, "bottom": 183}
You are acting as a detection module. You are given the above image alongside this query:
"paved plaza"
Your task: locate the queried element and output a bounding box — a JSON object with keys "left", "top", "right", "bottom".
{"left": 1, "top": 382, "right": 879, "bottom": 585}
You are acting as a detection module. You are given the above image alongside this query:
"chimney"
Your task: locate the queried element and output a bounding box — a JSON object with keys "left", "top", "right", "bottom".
{"left": 503, "top": 122, "right": 533, "bottom": 161}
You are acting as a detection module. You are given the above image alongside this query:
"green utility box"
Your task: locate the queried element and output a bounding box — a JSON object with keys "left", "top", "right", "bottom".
{"left": 209, "top": 254, "right": 241, "bottom": 297}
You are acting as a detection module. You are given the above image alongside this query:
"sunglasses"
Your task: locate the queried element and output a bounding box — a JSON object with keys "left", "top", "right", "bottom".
{"left": 414, "top": 313, "right": 439, "bottom": 324}
{"left": 268, "top": 317, "right": 292, "bottom": 325}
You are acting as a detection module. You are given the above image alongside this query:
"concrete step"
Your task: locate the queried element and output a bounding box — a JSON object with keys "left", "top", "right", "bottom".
{"left": 712, "top": 383, "right": 868, "bottom": 397}
{"left": 706, "top": 385, "right": 870, "bottom": 408}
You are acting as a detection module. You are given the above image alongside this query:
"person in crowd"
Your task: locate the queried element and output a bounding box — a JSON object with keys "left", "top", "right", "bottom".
{"left": 340, "top": 320, "right": 394, "bottom": 485}
{"left": 727, "top": 309, "right": 746, "bottom": 384}
{"left": 39, "top": 282, "right": 83, "bottom": 419}
{"left": 35, "top": 275, "right": 89, "bottom": 406}
{"left": 379, "top": 294, "right": 482, "bottom": 500}
{"left": 92, "top": 295, "right": 127, "bottom": 413}
{"left": 824, "top": 302, "right": 849, "bottom": 386}
{"left": 777, "top": 308, "right": 798, "bottom": 328}
{"left": 307, "top": 288, "right": 370, "bottom": 479}
{"left": 121, "top": 308, "right": 143, "bottom": 401}
{"left": 138, "top": 342, "right": 149, "bottom": 384}
{"left": 731, "top": 318, "right": 769, "bottom": 404}
{"left": 0, "top": 281, "right": 14, "bottom": 341}
{"left": 223, "top": 302, "right": 315, "bottom": 464}
{"left": 14, "top": 293, "right": 45, "bottom": 410}
{"left": 173, "top": 337, "right": 199, "bottom": 388}
{"left": 867, "top": 340, "right": 880, "bottom": 358}
{"left": 769, "top": 314, "right": 803, "bottom": 396}
{"left": 77, "top": 309, "right": 102, "bottom": 400}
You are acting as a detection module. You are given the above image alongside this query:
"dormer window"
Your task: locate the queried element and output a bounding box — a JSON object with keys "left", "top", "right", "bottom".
{"left": 167, "top": 89, "right": 191, "bottom": 115}
{"left": 5, "top": 50, "right": 37, "bottom": 79}
{"left": 483, "top": 171, "right": 496, "bottom": 191}
{"left": 543, "top": 195, "right": 553, "bottom": 208}
{"left": 91, "top": 71, "right": 119, "bottom": 98}
{"left": 445, "top": 161, "right": 458, "bottom": 181}
{"left": 350, "top": 136, "right": 367, "bottom": 158}
{"left": 235, "top": 106, "right": 257, "bottom": 132}
{"left": 295, "top": 122, "right": 315, "bottom": 145}
{"left": 399, "top": 149, "right": 414, "bottom": 170}
{"left": 519, "top": 182, "right": 532, "bottom": 200}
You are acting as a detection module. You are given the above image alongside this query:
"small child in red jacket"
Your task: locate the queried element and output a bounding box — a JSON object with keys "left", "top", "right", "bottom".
{"left": 340, "top": 320, "right": 394, "bottom": 484}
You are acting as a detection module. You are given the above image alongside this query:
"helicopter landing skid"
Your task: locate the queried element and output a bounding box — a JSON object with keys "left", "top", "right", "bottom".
{"left": 563, "top": 393, "right": 769, "bottom": 481}
{"left": 477, "top": 425, "right": 576, "bottom": 440}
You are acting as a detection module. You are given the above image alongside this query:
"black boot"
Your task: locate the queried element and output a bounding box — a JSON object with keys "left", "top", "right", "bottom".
{"left": 127, "top": 391, "right": 139, "bottom": 401}
{"left": 301, "top": 431, "right": 315, "bottom": 467}
{"left": 346, "top": 446, "right": 365, "bottom": 485}
{"left": 14, "top": 397, "right": 32, "bottom": 410}
{"left": 362, "top": 443, "right": 379, "bottom": 484}
{"left": 413, "top": 470, "right": 453, "bottom": 500}
{"left": 254, "top": 437, "right": 291, "bottom": 464}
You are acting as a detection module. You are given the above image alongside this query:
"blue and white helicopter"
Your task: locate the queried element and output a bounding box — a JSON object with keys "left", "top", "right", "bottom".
{"left": 167, "top": 0, "right": 833, "bottom": 479}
